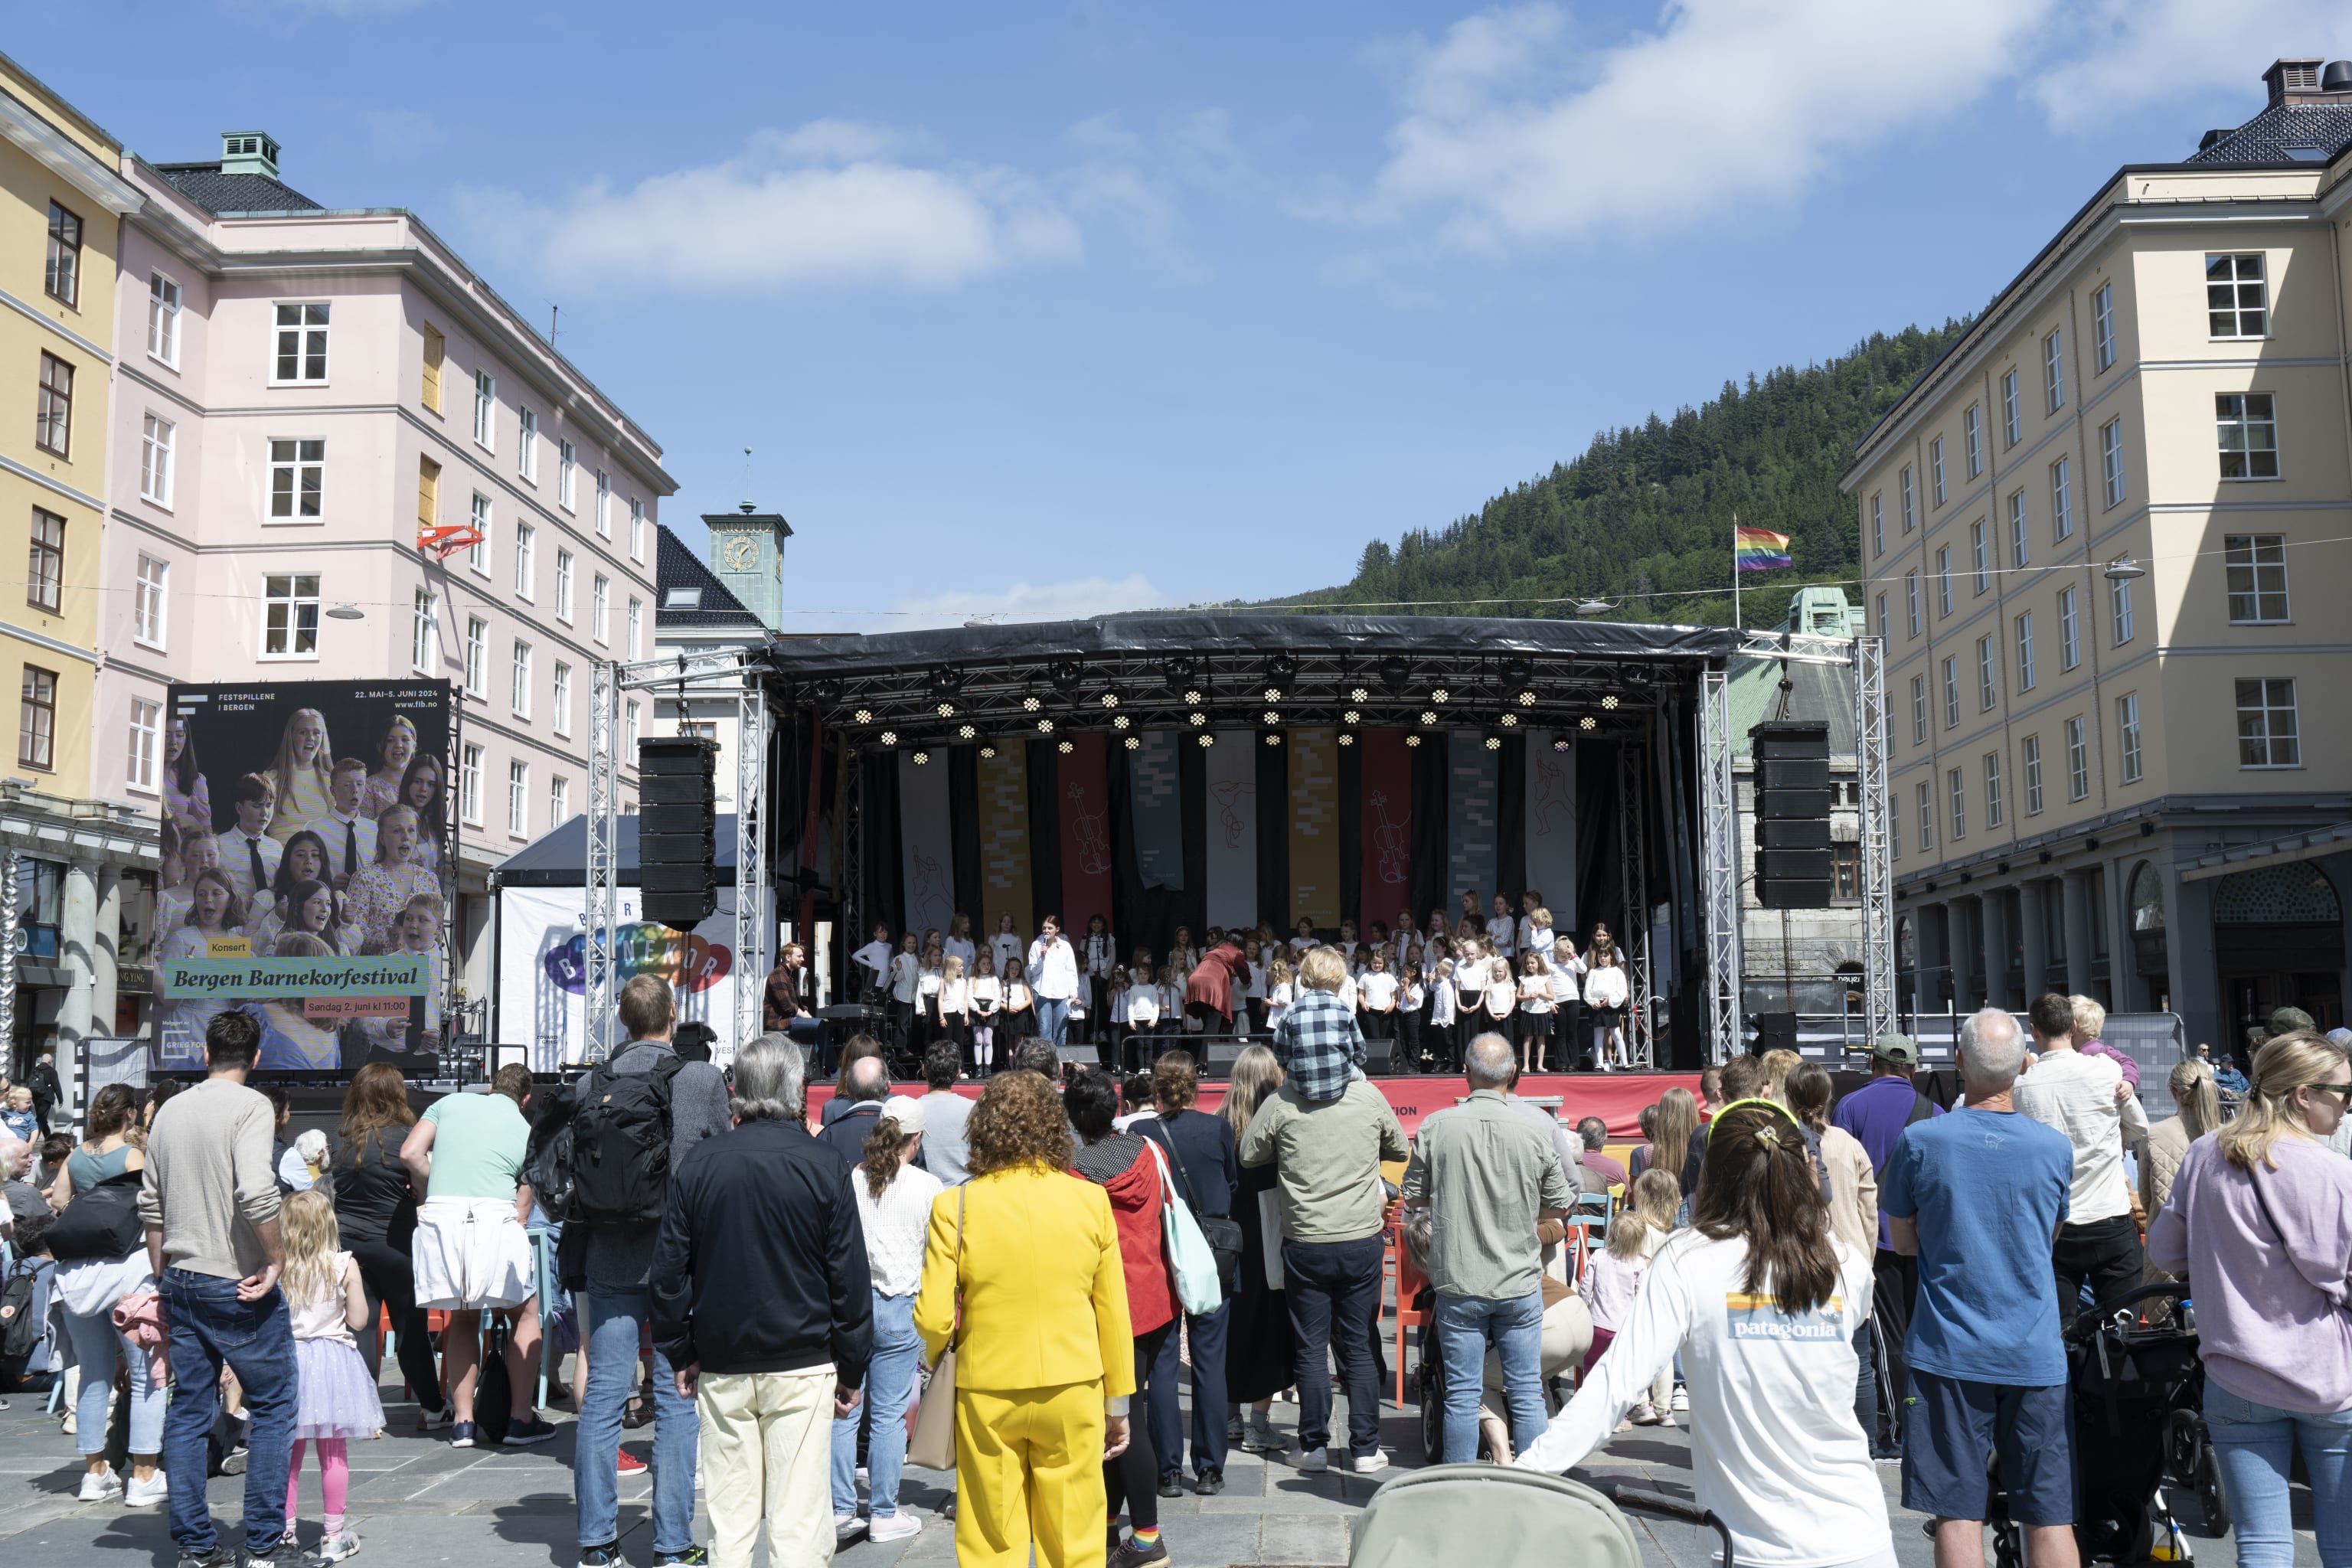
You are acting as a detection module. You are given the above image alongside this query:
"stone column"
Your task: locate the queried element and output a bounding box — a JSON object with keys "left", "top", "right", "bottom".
{"left": 1981, "top": 890, "right": 2014, "bottom": 1011}
{"left": 2020, "top": 878, "right": 2050, "bottom": 1002}
{"left": 93, "top": 865, "right": 121, "bottom": 1040}
{"left": 54, "top": 858, "right": 100, "bottom": 1068}
{"left": 2063, "top": 871, "right": 2096, "bottom": 996}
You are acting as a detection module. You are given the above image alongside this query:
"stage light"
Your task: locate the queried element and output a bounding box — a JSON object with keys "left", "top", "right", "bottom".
{"left": 1404, "top": 734, "right": 1422, "bottom": 748}
{"left": 1380, "top": 655, "right": 1410, "bottom": 694}
{"left": 1482, "top": 727, "right": 1503, "bottom": 751}
{"left": 1350, "top": 686, "right": 1369, "bottom": 703}
{"left": 1579, "top": 717, "right": 1598, "bottom": 730}
{"left": 1431, "top": 687, "right": 1451, "bottom": 704}
{"left": 1022, "top": 695, "right": 1041, "bottom": 713}
{"left": 979, "top": 743, "right": 998, "bottom": 760}
{"left": 912, "top": 749, "right": 931, "bottom": 766}
{"left": 1266, "top": 653, "right": 1298, "bottom": 684}
{"left": 1059, "top": 739, "right": 1075, "bottom": 754}
{"left": 1037, "top": 717, "right": 1055, "bottom": 733}
{"left": 1263, "top": 687, "right": 1282, "bottom": 703}
{"left": 1517, "top": 691, "right": 1537, "bottom": 707}
{"left": 936, "top": 701, "right": 956, "bottom": 718}
{"left": 1261, "top": 710, "right": 1279, "bottom": 725}
{"left": 958, "top": 724, "right": 976, "bottom": 740}
{"left": 1189, "top": 711, "right": 1207, "bottom": 727}
{"left": 1500, "top": 713, "right": 1520, "bottom": 729}
{"left": 1123, "top": 736, "right": 1141, "bottom": 750}
{"left": 1553, "top": 737, "right": 1571, "bottom": 753}
{"left": 854, "top": 708, "right": 874, "bottom": 725}
{"left": 805, "top": 677, "right": 844, "bottom": 705}
{"left": 1499, "top": 656, "right": 1532, "bottom": 688}
{"left": 1100, "top": 692, "right": 1119, "bottom": 709}
{"left": 1419, "top": 710, "right": 1438, "bottom": 726}
{"left": 1183, "top": 688, "right": 1205, "bottom": 706}
{"left": 880, "top": 730, "right": 900, "bottom": 746}
{"left": 1197, "top": 733, "right": 1215, "bottom": 748}
{"left": 1163, "top": 655, "right": 1197, "bottom": 689}
{"left": 1343, "top": 710, "right": 1361, "bottom": 726}
{"left": 1264, "top": 733, "right": 1282, "bottom": 746}
{"left": 1113, "top": 714, "right": 1131, "bottom": 731}
{"left": 1337, "top": 732, "right": 1355, "bottom": 747}
{"left": 1050, "top": 658, "right": 1084, "bottom": 691}
{"left": 1602, "top": 694, "right": 1620, "bottom": 710}
{"left": 926, "top": 665, "right": 962, "bottom": 700}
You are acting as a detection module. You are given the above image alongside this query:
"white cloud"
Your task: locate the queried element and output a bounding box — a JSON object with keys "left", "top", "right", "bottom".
{"left": 887, "top": 573, "right": 1168, "bottom": 630}
{"left": 2026, "top": 0, "right": 2352, "bottom": 130}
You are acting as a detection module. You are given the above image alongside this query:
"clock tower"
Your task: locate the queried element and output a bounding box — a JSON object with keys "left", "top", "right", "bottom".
{"left": 701, "top": 503, "right": 792, "bottom": 633}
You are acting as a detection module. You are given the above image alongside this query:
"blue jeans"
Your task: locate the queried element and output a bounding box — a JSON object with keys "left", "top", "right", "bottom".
{"left": 831, "top": 1291, "right": 920, "bottom": 1519}
{"left": 2205, "top": 1382, "right": 2352, "bottom": 1568}
{"left": 1433, "top": 1289, "right": 1547, "bottom": 1462}
{"left": 1148, "top": 1298, "right": 1230, "bottom": 1482}
{"left": 62, "top": 1299, "right": 165, "bottom": 1457}
{"left": 159, "top": 1268, "right": 296, "bottom": 1554}
{"left": 576, "top": 1285, "right": 697, "bottom": 1556}
{"left": 1036, "top": 996, "right": 1069, "bottom": 1044}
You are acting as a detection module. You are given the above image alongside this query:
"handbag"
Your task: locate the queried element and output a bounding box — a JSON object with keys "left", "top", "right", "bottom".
{"left": 1139, "top": 1119, "right": 1243, "bottom": 1295}
{"left": 1144, "top": 1139, "right": 1224, "bottom": 1317}
{"left": 905, "top": 1186, "right": 965, "bottom": 1472}
{"left": 46, "top": 1167, "right": 145, "bottom": 1262}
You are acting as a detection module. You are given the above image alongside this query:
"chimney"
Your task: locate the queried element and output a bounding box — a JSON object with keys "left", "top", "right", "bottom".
{"left": 2262, "top": 57, "right": 2327, "bottom": 105}
{"left": 219, "top": 132, "right": 281, "bottom": 179}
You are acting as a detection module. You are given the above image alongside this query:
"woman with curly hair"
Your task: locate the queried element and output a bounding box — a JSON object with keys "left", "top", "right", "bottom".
{"left": 914, "top": 1067, "right": 1135, "bottom": 1568}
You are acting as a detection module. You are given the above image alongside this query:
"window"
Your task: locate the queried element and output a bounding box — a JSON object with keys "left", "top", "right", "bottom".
{"left": 2001, "top": 369, "right": 2020, "bottom": 446}
{"left": 2216, "top": 394, "right": 2278, "bottom": 479}
{"left": 593, "top": 574, "right": 609, "bottom": 644}
{"left": 1870, "top": 494, "right": 1883, "bottom": 557}
{"left": 411, "top": 588, "right": 436, "bottom": 674}
{"left": 1948, "top": 768, "right": 1966, "bottom": 841}
{"left": 1876, "top": 591, "right": 1889, "bottom": 640}
{"left": 459, "top": 743, "right": 484, "bottom": 825}
{"left": 469, "top": 493, "right": 491, "bottom": 575}
{"left": 2023, "top": 734, "right": 2044, "bottom": 815}
{"left": 1832, "top": 841, "right": 1860, "bottom": 901}
{"left": 518, "top": 407, "right": 537, "bottom": 480}
{"left": 262, "top": 573, "right": 319, "bottom": 657}
{"left": 463, "top": 616, "right": 487, "bottom": 697}
{"left": 127, "top": 697, "right": 162, "bottom": 792}
{"left": 2225, "top": 534, "right": 2289, "bottom": 622}
{"left": 2050, "top": 456, "right": 2073, "bottom": 541}
{"left": 2207, "top": 253, "right": 2267, "bottom": 338}
{"left": 1891, "top": 792, "right": 1901, "bottom": 860}
{"left": 2065, "top": 715, "right": 2089, "bottom": 800}
{"left": 514, "top": 523, "right": 535, "bottom": 599}
{"left": 595, "top": 468, "right": 611, "bottom": 536}
{"left": 416, "top": 456, "right": 441, "bottom": 532}
{"left": 35, "top": 352, "right": 72, "bottom": 456}
{"left": 627, "top": 597, "right": 643, "bottom": 659}
{"left": 18, "top": 667, "right": 56, "bottom": 769}
{"left": 1969, "top": 518, "right": 1988, "bottom": 593}
{"left": 134, "top": 554, "right": 168, "bottom": 648}
{"left": 629, "top": 498, "right": 646, "bottom": 563}
{"left": 2015, "top": 611, "right": 2036, "bottom": 691}
{"left": 1964, "top": 405, "right": 1982, "bottom": 478}
{"left": 2043, "top": 328, "right": 2064, "bottom": 413}
{"left": 421, "top": 325, "right": 444, "bottom": 413}
{"left": 1900, "top": 466, "right": 1915, "bottom": 532}
{"left": 1916, "top": 781, "right": 1933, "bottom": 852}
{"left": 1984, "top": 751, "right": 2004, "bottom": 829}
{"left": 508, "top": 760, "right": 529, "bottom": 836}
{"left": 1930, "top": 437, "right": 1946, "bottom": 505}
{"left": 2117, "top": 693, "right": 2143, "bottom": 783}
{"left": 1976, "top": 635, "right": 1996, "bottom": 710}
{"left": 2059, "top": 586, "right": 2081, "bottom": 669}
{"left": 1942, "top": 656, "right": 1960, "bottom": 728}
{"left": 549, "top": 775, "right": 570, "bottom": 828}
{"left": 147, "top": 273, "right": 181, "bottom": 366}
{"left": 2092, "top": 283, "right": 2115, "bottom": 371}
{"left": 1910, "top": 675, "right": 1927, "bottom": 745}
{"left": 2100, "top": 417, "right": 2125, "bottom": 507}
{"left": 2235, "top": 678, "right": 2299, "bottom": 767}
{"left": 27, "top": 508, "right": 64, "bottom": 614}
{"left": 1935, "top": 546, "right": 1953, "bottom": 616}
{"left": 2007, "top": 490, "right": 2028, "bottom": 569}
{"left": 268, "top": 439, "right": 324, "bottom": 520}
{"left": 1905, "top": 571, "right": 1920, "bottom": 638}
{"left": 511, "top": 640, "right": 532, "bottom": 718}
{"left": 44, "top": 201, "right": 80, "bottom": 306}
{"left": 2110, "top": 573, "right": 2135, "bottom": 645}
{"left": 555, "top": 549, "right": 575, "bottom": 622}
{"left": 472, "top": 368, "right": 497, "bottom": 452}
{"left": 558, "top": 439, "right": 577, "bottom": 509}
{"left": 626, "top": 702, "right": 640, "bottom": 752}
{"left": 552, "top": 662, "right": 572, "bottom": 737}
{"left": 273, "top": 302, "right": 330, "bottom": 382}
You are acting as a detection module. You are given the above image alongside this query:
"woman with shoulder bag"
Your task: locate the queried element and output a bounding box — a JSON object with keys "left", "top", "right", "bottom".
{"left": 1218, "top": 1046, "right": 1294, "bottom": 1455}
{"left": 1135, "top": 1052, "right": 1240, "bottom": 1497}
{"left": 45, "top": 1084, "right": 165, "bottom": 1504}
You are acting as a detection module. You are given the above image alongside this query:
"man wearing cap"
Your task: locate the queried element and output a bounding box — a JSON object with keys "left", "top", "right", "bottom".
{"left": 1834, "top": 1033, "right": 1943, "bottom": 1460}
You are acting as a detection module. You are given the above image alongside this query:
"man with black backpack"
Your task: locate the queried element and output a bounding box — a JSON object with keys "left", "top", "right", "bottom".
{"left": 1834, "top": 1033, "right": 1943, "bottom": 1461}
{"left": 564, "top": 975, "right": 730, "bottom": 1568}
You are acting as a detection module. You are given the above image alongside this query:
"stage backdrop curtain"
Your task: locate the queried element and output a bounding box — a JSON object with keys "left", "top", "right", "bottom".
{"left": 1525, "top": 730, "right": 1578, "bottom": 929}
{"left": 898, "top": 750, "right": 957, "bottom": 939}
{"left": 1178, "top": 734, "right": 1208, "bottom": 937}
{"left": 1255, "top": 732, "right": 1288, "bottom": 930}
{"left": 860, "top": 751, "right": 903, "bottom": 941}
{"left": 1204, "top": 730, "right": 1258, "bottom": 929}
{"left": 1026, "top": 739, "right": 1062, "bottom": 933}
{"left": 977, "top": 741, "right": 1035, "bottom": 941}
{"left": 1057, "top": 731, "right": 1115, "bottom": 935}
{"left": 1445, "top": 731, "right": 1500, "bottom": 911}
{"left": 1109, "top": 734, "right": 1187, "bottom": 964}
{"left": 1574, "top": 740, "right": 1619, "bottom": 946}
{"left": 1337, "top": 730, "right": 1361, "bottom": 934}
{"left": 1409, "top": 730, "right": 1448, "bottom": 920}
{"left": 1358, "top": 729, "right": 1413, "bottom": 931}
{"left": 1130, "top": 730, "right": 1184, "bottom": 891}
{"left": 1289, "top": 727, "right": 1341, "bottom": 929}
{"left": 949, "top": 744, "right": 983, "bottom": 926}
{"left": 1498, "top": 732, "right": 1527, "bottom": 899}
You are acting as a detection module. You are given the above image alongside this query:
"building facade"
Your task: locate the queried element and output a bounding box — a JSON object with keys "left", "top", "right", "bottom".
{"left": 1844, "top": 57, "right": 2352, "bottom": 1051}
{"left": 648, "top": 510, "right": 784, "bottom": 811}
{"left": 96, "top": 131, "right": 671, "bottom": 1026}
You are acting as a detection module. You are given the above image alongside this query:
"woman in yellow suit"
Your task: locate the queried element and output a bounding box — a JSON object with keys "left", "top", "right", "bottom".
{"left": 915, "top": 1068, "right": 1135, "bottom": 1568}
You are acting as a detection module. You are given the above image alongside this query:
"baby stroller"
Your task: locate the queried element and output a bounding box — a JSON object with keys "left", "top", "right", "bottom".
{"left": 1354, "top": 1467, "right": 1732, "bottom": 1568}
{"left": 1986, "top": 1282, "right": 2225, "bottom": 1566}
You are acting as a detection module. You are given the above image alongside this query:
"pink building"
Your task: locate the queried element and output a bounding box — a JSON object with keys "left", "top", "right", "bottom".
{"left": 99, "top": 133, "right": 671, "bottom": 1014}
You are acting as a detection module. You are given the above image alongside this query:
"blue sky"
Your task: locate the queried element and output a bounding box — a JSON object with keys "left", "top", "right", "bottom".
{"left": 18, "top": 1, "right": 2352, "bottom": 628}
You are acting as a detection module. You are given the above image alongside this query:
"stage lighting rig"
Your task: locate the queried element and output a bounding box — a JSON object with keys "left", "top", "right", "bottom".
{"left": 1124, "top": 736, "right": 1141, "bottom": 750}
{"left": 958, "top": 724, "right": 977, "bottom": 740}
{"left": 1380, "top": 655, "right": 1410, "bottom": 694}
{"left": 926, "top": 665, "right": 962, "bottom": 701}
{"left": 1404, "top": 734, "right": 1423, "bottom": 748}
{"left": 1499, "top": 655, "right": 1533, "bottom": 691}
{"left": 805, "top": 676, "right": 845, "bottom": 706}
{"left": 879, "top": 729, "right": 900, "bottom": 746}
{"left": 1430, "top": 686, "right": 1451, "bottom": 704}
{"left": 1099, "top": 692, "right": 1120, "bottom": 709}
{"left": 935, "top": 701, "right": 956, "bottom": 717}
{"left": 1350, "top": 686, "right": 1369, "bottom": 703}
{"left": 1266, "top": 653, "right": 1298, "bottom": 685}
{"left": 1481, "top": 727, "right": 1504, "bottom": 751}
{"left": 1058, "top": 739, "right": 1075, "bottom": 754}
{"left": 1189, "top": 711, "right": 1207, "bottom": 727}
{"left": 1197, "top": 733, "right": 1215, "bottom": 747}
{"left": 853, "top": 707, "right": 874, "bottom": 725}
{"left": 978, "top": 743, "right": 998, "bottom": 760}
{"left": 1552, "top": 736, "right": 1572, "bottom": 753}
{"left": 1037, "top": 717, "right": 1055, "bottom": 733}
{"left": 1113, "top": 714, "right": 1132, "bottom": 731}
{"left": 1050, "top": 658, "right": 1085, "bottom": 692}
{"left": 911, "top": 747, "right": 932, "bottom": 766}
{"left": 1579, "top": 717, "right": 1598, "bottom": 730}
{"left": 1263, "top": 686, "right": 1283, "bottom": 704}
{"left": 1162, "top": 655, "right": 1197, "bottom": 690}
{"left": 1419, "top": 710, "right": 1439, "bottom": 727}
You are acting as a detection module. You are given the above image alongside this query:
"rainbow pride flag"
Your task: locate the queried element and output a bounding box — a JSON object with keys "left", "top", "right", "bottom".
{"left": 1735, "top": 524, "right": 1792, "bottom": 572}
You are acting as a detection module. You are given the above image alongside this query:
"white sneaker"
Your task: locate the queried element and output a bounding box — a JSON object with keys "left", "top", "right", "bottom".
{"left": 834, "top": 1512, "right": 867, "bottom": 1543}
{"left": 867, "top": 1513, "right": 923, "bottom": 1544}
{"left": 1671, "top": 1384, "right": 1689, "bottom": 1413}
{"left": 318, "top": 1528, "right": 363, "bottom": 1563}
{"left": 1348, "top": 1450, "right": 1390, "bottom": 1475}
{"left": 1296, "top": 1446, "right": 1329, "bottom": 1474}
{"left": 123, "top": 1471, "right": 169, "bottom": 1508}
{"left": 78, "top": 1467, "right": 122, "bottom": 1501}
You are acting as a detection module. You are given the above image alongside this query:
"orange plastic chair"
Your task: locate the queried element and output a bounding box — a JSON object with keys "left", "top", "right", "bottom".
{"left": 1388, "top": 1224, "right": 1432, "bottom": 1408}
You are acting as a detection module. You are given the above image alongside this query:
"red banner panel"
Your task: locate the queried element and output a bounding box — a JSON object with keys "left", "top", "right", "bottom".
{"left": 1358, "top": 727, "right": 1413, "bottom": 935}
{"left": 1055, "top": 730, "right": 1115, "bottom": 935}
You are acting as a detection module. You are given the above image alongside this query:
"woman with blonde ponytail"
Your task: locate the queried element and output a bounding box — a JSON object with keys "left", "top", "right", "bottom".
{"left": 830, "top": 1096, "right": 940, "bottom": 1544}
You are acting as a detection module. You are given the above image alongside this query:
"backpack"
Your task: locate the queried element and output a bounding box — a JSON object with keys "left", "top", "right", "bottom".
{"left": 0, "top": 1259, "right": 43, "bottom": 1380}
{"left": 564, "top": 1051, "right": 687, "bottom": 1227}
{"left": 46, "top": 1168, "right": 146, "bottom": 1263}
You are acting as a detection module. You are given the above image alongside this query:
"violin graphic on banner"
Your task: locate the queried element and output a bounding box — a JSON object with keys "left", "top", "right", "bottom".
{"left": 1068, "top": 783, "right": 1112, "bottom": 877}
{"left": 1369, "top": 789, "right": 1408, "bottom": 889}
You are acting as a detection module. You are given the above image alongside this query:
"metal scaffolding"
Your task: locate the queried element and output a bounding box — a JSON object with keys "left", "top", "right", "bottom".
{"left": 733, "top": 680, "right": 772, "bottom": 1049}
{"left": 584, "top": 660, "right": 622, "bottom": 1061}
{"left": 1853, "top": 632, "right": 1896, "bottom": 1044}
{"left": 1699, "top": 666, "right": 1743, "bottom": 1063}
{"left": 1618, "top": 731, "right": 1655, "bottom": 1068}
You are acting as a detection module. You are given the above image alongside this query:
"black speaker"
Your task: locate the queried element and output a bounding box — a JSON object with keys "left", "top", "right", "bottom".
{"left": 1750, "top": 720, "right": 1834, "bottom": 909}
{"left": 638, "top": 737, "right": 717, "bottom": 929}
{"left": 1753, "top": 1011, "right": 1798, "bottom": 1056}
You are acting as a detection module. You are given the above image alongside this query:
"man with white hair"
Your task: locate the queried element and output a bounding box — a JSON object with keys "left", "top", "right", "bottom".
{"left": 1882, "top": 1008, "right": 2081, "bottom": 1568}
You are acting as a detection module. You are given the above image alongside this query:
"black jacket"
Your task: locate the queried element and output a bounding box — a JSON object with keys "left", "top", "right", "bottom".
{"left": 1136, "top": 1107, "right": 1238, "bottom": 1219}
{"left": 815, "top": 1099, "right": 885, "bottom": 1169}
{"left": 650, "top": 1117, "right": 873, "bottom": 1383}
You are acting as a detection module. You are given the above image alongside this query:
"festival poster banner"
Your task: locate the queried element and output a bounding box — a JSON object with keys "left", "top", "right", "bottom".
{"left": 1357, "top": 727, "right": 1413, "bottom": 932}
{"left": 1202, "top": 730, "right": 1259, "bottom": 929}
{"left": 976, "top": 742, "right": 1035, "bottom": 942}
{"left": 1055, "top": 732, "right": 1114, "bottom": 933}
{"left": 155, "top": 680, "right": 453, "bottom": 1074}
{"left": 496, "top": 883, "right": 769, "bottom": 1070}
{"left": 897, "top": 749, "right": 956, "bottom": 939}
{"left": 1526, "top": 730, "right": 1579, "bottom": 929}
{"left": 1445, "top": 730, "right": 1500, "bottom": 910}
{"left": 1129, "top": 730, "right": 1184, "bottom": 891}
{"left": 1288, "top": 727, "right": 1341, "bottom": 929}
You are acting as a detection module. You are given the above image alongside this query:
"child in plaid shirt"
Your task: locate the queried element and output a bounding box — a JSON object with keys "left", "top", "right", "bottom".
{"left": 1271, "top": 947, "right": 1366, "bottom": 1102}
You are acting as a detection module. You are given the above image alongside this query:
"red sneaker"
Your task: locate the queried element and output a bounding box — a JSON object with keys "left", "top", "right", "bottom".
{"left": 618, "top": 1449, "right": 648, "bottom": 1475}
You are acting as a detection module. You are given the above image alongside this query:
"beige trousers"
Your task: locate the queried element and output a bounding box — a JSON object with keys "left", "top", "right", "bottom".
{"left": 696, "top": 1366, "right": 838, "bottom": 1568}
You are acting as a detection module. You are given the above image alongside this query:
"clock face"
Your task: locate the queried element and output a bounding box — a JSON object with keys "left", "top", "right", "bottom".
{"left": 723, "top": 536, "right": 760, "bottom": 571}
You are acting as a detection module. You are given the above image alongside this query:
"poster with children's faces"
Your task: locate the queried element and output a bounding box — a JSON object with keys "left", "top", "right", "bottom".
{"left": 155, "top": 681, "right": 456, "bottom": 1076}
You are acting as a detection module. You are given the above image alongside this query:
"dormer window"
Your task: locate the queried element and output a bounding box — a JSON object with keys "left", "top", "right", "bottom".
{"left": 665, "top": 587, "right": 703, "bottom": 609}
{"left": 220, "top": 132, "right": 283, "bottom": 179}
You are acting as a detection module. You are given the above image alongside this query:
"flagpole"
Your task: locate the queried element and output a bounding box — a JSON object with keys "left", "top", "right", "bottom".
{"left": 1732, "top": 510, "right": 1741, "bottom": 632}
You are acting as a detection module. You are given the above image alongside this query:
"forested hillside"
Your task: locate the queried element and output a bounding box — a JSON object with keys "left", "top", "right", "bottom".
{"left": 1286, "top": 320, "right": 1970, "bottom": 626}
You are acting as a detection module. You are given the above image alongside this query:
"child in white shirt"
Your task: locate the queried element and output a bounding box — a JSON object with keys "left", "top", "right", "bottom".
{"left": 936, "top": 954, "right": 970, "bottom": 1057}
{"left": 1515, "top": 950, "right": 1554, "bottom": 1073}
{"left": 968, "top": 950, "right": 1001, "bottom": 1073}
{"left": 1263, "top": 958, "right": 1294, "bottom": 1037}
{"left": 1357, "top": 949, "right": 1399, "bottom": 1052}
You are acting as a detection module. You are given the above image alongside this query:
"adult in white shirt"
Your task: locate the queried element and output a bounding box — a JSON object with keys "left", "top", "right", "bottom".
{"left": 1549, "top": 939, "right": 1586, "bottom": 1069}
{"left": 1520, "top": 1101, "right": 1891, "bottom": 1568}
{"left": 830, "top": 1094, "right": 942, "bottom": 1543}
{"left": 1026, "top": 915, "right": 1080, "bottom": 1045}
{"left": 2013, "top": 991, "right": 2151, "bottom": 1314}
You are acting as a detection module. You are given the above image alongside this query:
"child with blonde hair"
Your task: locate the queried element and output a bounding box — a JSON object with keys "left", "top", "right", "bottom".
{"left": 279, "top": 1188, "right": 384, "bottom": 1560}
{"left": 1578, "top": 1168, "right": 1683, "bottom": 1429}
{"left": 1262, "top": 956, "right": 1294, "bottom": 1037}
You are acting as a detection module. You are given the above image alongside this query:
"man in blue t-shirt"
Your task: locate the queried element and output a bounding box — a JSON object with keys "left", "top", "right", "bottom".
{"left": 1834, "top": 1034, "right": 1942, "bottom": 1457}
{"left": 1882, "top": 1008, "right": 2077, "bottom": 1568}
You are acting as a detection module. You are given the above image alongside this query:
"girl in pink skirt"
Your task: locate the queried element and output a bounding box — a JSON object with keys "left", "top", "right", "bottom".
{"left": 279, "top": 1189, "right": 385, "bottom": 1562}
